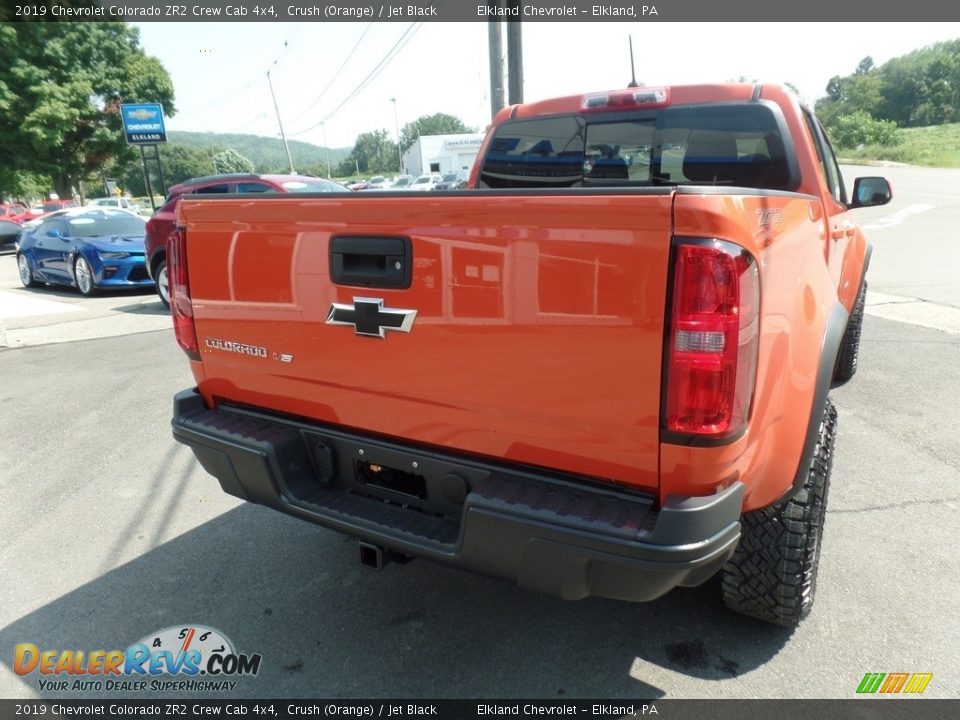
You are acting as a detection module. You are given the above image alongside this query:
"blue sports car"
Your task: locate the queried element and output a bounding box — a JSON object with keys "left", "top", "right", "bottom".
{"left": 16, "top": 207, "right": 154, "bottom": 296}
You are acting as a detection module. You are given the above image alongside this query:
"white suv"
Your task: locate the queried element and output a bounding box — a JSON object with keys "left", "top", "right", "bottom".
{"left": 409, "top": 174, "right": 442, "bottom": 191}
{"left": 91, "top": 197, "right": 140, "bottom": 212}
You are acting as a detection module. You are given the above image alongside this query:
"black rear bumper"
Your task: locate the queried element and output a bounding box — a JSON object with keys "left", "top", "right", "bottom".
{"left": 172, "top": 389, "right": 744, "bottom": 602}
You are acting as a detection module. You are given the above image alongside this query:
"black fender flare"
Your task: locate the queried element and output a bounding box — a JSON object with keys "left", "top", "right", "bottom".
{"left": 780, "top": 243, "right": 872, "bottom": 504}
{"left": 780, "top": 301, "right": 848, "bottom": 505}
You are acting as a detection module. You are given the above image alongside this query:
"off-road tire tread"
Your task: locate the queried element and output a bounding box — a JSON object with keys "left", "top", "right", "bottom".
{"left": 721, "top": 398, "right": 837, "bottom": 626}
{"left": 834, "top": 282, "right": 866, "bottom": 383}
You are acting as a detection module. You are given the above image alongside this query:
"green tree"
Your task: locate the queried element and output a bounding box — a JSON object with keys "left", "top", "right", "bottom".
{"left": 399, "top": 113, "right": 475, "bottom": 153}
{"left": 817, "top": 41, "right": 960, "bottom": 129}
{"left": 109, "top": 143, "right": 216, "bottom": 196}
{"left": 0, "top": 23, "right": 175, "bottom": 200}
{"left": 335, "top": 156, "right": 359, "bottom": 178}
{"left": 345, "top": 129, "right": 397, "bottom": 175}
{"left": 212, "top": 148, "right": 255, "bottom": 174}
{"left": 157, "top": 144, "right": 216, "bottom": 185}
{"left": 815, "top": 61, "right": 884, "bottom": 126}
{"left": 855, "top": 56, "right": 875, "bottom": 75}
{"left": 0, "top": 0, "right": 100, "bottom": 22}
{"left": 0, "top": 171, "right": 48, "bottom": 203}
{"left": 825, "top": 111, "right": 900, "bottom": 149}
{"left": 825, "top": 76, "right": 843, "bottom": 101}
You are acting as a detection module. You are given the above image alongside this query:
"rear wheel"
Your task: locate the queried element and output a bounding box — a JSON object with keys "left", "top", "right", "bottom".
{"left": 74, "top": 255, "right": 96, "bottom": 296}
{"left": 17, "top": 253, "right": 37, "bottom": 288}
{"left": 834, "top": 282, "right": 866, "bottom": 384}
{"left": 156, "top": 259, "right": 170, "bottom": 308}
{"left": 721, "top": 398, "right": 837, "bottom": 627}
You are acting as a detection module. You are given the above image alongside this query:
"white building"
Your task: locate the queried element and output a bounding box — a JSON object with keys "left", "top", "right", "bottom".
{"left": 401, "top": 133, "right": 486, "bottom": 177}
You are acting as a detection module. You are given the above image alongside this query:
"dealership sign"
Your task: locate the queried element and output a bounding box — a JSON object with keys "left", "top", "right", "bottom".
{"left": 445, "top": 136, "right": 483, "bottom": 149}
{"left": 120, "top": 103, "right": 167, "bottom": 145}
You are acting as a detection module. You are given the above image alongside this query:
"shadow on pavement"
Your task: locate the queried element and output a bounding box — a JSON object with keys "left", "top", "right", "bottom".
{"left": 0, "top": 503, "right": 792, "bottom": 699}
{"left": 2, "top": 284, "right": 155, "bottom": 303}
{"left": 113, "top": 297, "right": 170, "bottom": 316}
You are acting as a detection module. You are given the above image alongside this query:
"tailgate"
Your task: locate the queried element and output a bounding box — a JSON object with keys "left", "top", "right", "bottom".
{"left": 178, "top": 191, "right": 673, "bottom": 492}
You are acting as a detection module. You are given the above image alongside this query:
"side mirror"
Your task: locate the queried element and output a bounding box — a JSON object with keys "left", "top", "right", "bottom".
{"left": 850, "top": 177, "right": 892, "bottom": 208}
{"left": 45, "top": 229, "right": 62, "bottom": 239}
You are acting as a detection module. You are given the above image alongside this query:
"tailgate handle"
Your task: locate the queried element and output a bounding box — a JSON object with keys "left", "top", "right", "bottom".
{"left": 330, "top": 236, "right": 412, "bottom": 289}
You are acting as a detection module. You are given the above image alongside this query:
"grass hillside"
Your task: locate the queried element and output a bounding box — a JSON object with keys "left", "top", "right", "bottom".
{"left": 168, "top": 131, "right": 351, "bottom": 173}
{"left": 839, "top": 123, "right": 960, "bottom": 167}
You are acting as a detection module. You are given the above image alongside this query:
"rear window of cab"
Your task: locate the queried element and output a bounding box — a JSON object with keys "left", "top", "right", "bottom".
{"left": 478, "top": 102, "right": 798, "bottom": 191}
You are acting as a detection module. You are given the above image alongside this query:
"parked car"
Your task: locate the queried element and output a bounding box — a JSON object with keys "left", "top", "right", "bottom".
{"left": 23, "top": 199, "right": 80, "bottom": 227}
{"left": 408, "top": 173, "right": 442, "bottom": 191}
{"left": 39, "top": 198, "right": 78, "bottom": 213}
{"left": 390, "top": 175, "right": 415, "bottom": 189}
{"left": 365, "top": 176, "right": 390, "bottom": 190}
{"left": 146, "top": 173, "right": 346, "bottom": 307}
{"left": 16, "top": 207, "right": 152, "bottom": 296}
{"left": 0, "top": 202, "right": 33, "bottom": 224}
{"left": 0, "top": 219, "right": 22, "bottom": 248}
{"left": 21, "top": 207, "right": 71, "bottom": 232}
{"left": 91, "top": 197, "right": 140, "bottom": 213}
{"left": 433, "top": 172, "right": 468, "bottom": 190}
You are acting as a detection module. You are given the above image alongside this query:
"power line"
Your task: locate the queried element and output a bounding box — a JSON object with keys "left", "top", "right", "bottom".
{"left": 288, "top": 22, "right": 424, "bottom": 138}
{"left": 172, "top": 30, "right": 300, "bottom": 135}
{"left": 288, "top": 23, "right": 374, "bottom": 125}
{"left": 175, "top": 79, "right": 260, "bottom": 119}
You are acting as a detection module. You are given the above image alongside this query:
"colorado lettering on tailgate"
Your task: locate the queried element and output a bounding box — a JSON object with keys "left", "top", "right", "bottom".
{"left": 169, "top": 83, "right": 890, "bottom": 627}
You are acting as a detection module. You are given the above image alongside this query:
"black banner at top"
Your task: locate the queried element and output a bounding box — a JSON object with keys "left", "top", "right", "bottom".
{"left": 2, "top": 0, "right": 960, "bottom": 22}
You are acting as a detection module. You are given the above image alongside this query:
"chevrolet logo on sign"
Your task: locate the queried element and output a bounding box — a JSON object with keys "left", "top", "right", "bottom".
{"left": 128, "top": 109, "right": 158, "bottom": 120}
{"left": 326, "top": 297, "right": 417, "bottom": 338}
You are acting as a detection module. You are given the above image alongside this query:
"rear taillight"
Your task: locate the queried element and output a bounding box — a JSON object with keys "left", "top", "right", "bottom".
{"left": 168, "top": 227, "right": 199, "bottom": 361}
{"left": 663, "top": 239, "right": 759, "bottom": 439}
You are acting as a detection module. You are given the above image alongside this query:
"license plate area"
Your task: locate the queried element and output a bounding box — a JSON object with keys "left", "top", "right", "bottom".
{"left": 299, "top": 428, "right": 487, "bottom": 520}
{"left": 356, "top": 460, "right": 427, "bottom": 500}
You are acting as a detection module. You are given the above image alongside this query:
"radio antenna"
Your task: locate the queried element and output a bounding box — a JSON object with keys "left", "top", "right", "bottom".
{"left": 627, "top": 36, "right": 639, "bottom": 88}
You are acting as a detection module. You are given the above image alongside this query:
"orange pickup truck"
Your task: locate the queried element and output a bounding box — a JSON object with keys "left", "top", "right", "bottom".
{"left": 169, "top": 84, "right": 890, "bottom": 626}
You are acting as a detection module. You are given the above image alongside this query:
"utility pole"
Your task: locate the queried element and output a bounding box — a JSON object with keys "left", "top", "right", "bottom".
{"left": 139, "top": 146, "right": 155, "bottom": 211}
{"left": 506, "top": 7, "right": 523, "bottom": 105}
{"left": 266, "top": 70, "right": 296, "bottom": 174}
{"left": 321, "top": 121, "right": 331, "bottom": 178}
{"left": 487, "top": 8, "right": 505, "bottom": 119}
{"left": 390, "top": 97, "right": 403, "bottom": 174}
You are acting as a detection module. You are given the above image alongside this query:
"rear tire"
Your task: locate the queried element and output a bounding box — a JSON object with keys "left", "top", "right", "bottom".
{"left": 155, "top": 259, "right": 170, "bottom": 308}
{"left": 721, "top": 399, "right": 837, "bottom": 627}
{"left": 834, "top": 282, "right": 866, "bottom": 384}
{"left": 17, "top": 253, "right": 37, "bottom": 288}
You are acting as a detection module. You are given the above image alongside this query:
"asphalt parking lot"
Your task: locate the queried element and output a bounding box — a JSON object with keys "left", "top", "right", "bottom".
{"left": 1, "top": 165, "right": 958, "bottom": 700}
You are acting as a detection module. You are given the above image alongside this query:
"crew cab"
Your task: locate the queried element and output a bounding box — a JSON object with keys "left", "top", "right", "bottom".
{"left": 168, "top": 84, "right": 890, "bottom": 626}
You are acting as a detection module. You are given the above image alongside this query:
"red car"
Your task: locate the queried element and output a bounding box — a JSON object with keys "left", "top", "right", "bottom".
{"left": 39, "top": 198, "right": 78, "bottom": 213}
{"left": 0, "top": 202, "right": 33, "bottom": 224}
{"left": 20, "top": 199, "right": 80, "bottom": 227}
{"left": 145, "top": 173, "right": 345, "bottom": 306}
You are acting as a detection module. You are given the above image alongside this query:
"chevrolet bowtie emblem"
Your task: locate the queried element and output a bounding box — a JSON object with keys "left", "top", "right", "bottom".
{"left": 326, "top": 297, "right": 417, "bottom": 338}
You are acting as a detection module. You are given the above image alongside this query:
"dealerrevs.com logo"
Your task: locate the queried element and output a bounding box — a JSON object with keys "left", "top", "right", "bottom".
{"left": 14, "top": 625, "right": 261, "bottom": 693}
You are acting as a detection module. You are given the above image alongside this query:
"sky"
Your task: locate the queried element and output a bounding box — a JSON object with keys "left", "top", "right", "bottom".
{"left": 133, "top": 22, "right": 960, "bottom": 151}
